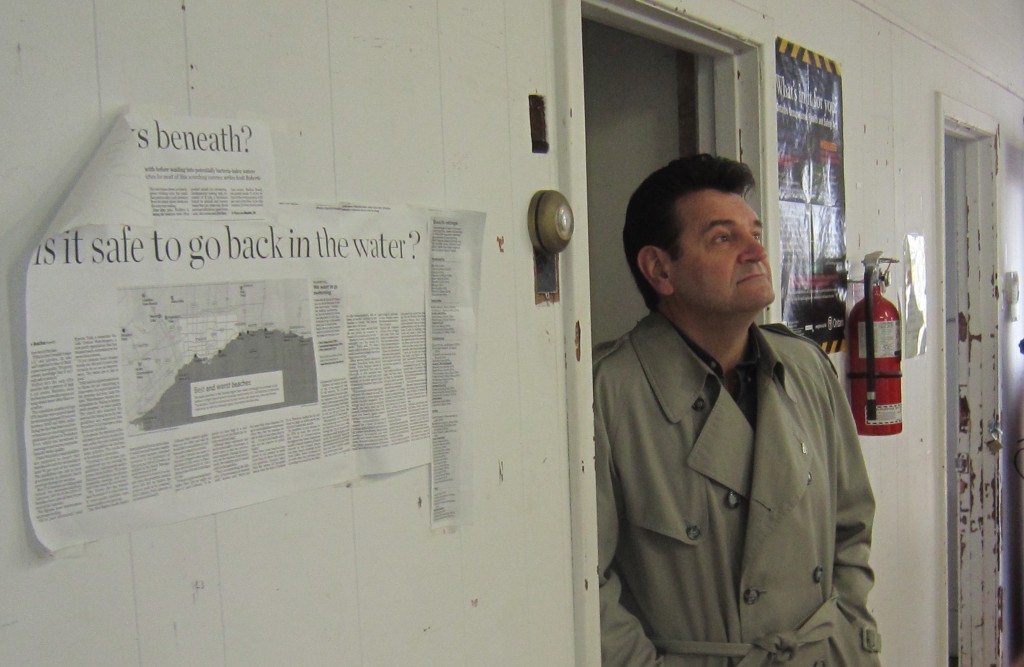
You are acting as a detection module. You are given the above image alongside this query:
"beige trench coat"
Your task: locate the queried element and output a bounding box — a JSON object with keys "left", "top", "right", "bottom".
{"left": 594, "top": 313, "right": 881, "bottom": 667}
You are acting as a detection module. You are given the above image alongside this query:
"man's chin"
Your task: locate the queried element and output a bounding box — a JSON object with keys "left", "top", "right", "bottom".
{"left": 741, "top": 290, "right": 775, "bottom": 315}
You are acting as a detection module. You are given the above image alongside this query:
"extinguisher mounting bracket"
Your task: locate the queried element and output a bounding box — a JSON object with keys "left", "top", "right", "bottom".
{"left": 862, "top": 251, "right": 898, "bottom": 288}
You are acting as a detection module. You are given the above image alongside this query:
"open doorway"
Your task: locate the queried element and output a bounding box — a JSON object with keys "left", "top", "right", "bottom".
{"left": 583, "top": 19, "right": 696, "bottom": 344}
{"left": 942, "top": 100, "right": 1003, "bottom": 667}
{"left": 581, "top": 3, "right": 763, "bottom": 345}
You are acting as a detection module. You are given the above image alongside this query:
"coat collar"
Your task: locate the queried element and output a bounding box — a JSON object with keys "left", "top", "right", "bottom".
{"left": 630, "top": 313, "right": 808, "bottom": 515}
{"left": 630, "top": 312, "right": 716, "bottom": 424}
{"left": 630, "top": 313, "right": 789, "bottom": 424}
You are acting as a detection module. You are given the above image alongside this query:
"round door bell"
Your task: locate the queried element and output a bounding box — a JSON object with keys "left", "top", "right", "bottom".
{"left": 528, "top": 190, "right": 574, "bottom": 254}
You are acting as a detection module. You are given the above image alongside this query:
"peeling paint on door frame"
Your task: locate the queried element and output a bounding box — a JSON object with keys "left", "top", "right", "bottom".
{"left": 946, "top": 115, "right": 1004, "bottom": 666}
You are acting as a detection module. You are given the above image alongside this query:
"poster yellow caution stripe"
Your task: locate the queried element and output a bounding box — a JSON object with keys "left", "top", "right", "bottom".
{"left": 821, "top": 339, "right": 846, "bottom": 354}
{"left": 777, "top": 38, "right": 842, "bottom": 76}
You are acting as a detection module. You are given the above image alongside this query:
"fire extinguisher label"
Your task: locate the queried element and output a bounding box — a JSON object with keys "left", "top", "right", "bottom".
{"left": 865, "top": 402, "right": 902, "bottom": 425}
{"left": 856, "top": 320, "right": 900, "bottom": 358}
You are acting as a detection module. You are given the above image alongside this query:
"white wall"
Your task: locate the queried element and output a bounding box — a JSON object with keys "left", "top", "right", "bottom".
{"left": 1, "top": 2, "right": 595, "bottom": 666}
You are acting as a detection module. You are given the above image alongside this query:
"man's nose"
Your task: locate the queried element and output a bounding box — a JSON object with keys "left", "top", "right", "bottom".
{"left": 740, "top": 233, "right": 768, "bottom": 262}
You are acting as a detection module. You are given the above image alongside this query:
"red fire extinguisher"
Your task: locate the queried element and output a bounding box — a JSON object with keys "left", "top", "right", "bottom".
{"left": 847, "top": 252, "right": 902, "bottom": 435}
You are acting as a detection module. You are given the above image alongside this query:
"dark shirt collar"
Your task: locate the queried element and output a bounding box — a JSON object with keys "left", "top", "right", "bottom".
{"left": 671, "top": 324, "right": 760, "bottom": 379}
{"left": 671, "top": 324, "right": 760, "bottom": 428}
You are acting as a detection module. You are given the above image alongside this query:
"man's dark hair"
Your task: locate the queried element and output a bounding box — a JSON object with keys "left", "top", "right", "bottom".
{"left": 624, "top": 153, "right": 755, "bottom": 310}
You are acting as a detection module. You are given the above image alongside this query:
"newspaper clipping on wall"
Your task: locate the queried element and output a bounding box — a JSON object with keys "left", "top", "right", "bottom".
{"left": 24, "top": 112, "right": 484, "bottom": 551}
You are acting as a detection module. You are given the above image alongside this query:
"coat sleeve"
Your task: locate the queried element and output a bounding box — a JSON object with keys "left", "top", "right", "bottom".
{"left": 819, "top": 358, "right": 883, "bottom": 664}
{"left": 594, "top": 378, "right": 662, "bottom": 667}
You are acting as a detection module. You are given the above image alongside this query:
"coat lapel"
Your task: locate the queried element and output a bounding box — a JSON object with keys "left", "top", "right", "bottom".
{"left": 743, "top": 334, "right": 812, "bottom": 562}
{"left": 749, "top": 371, "right": 809, "bottom": 513}
{"left": 686, "top": 396, "right": 754, "bottom": 495}
{"left": 632, "top": 315, "right": 818, "bottom": 580}
{"left": 633, "top": 313, "right": 758, "bottom": 495}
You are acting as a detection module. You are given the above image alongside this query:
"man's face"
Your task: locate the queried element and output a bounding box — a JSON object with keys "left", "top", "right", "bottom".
{"left": 657, "top": 189, "right": 775, "bottom": 324}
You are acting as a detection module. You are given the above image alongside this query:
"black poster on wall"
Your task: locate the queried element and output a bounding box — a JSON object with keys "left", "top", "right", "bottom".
{"left": 775, "top": 37, "right": 847, "bottom": 352}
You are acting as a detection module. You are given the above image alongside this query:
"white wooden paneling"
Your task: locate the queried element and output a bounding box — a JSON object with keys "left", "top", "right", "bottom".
{"left": 884, "top": 30, "right": 950, "bottom": 665}
{"left": 94, "top": 1, "right": 189, "bottom": 113}
{"left": 0, "top": 5, "right": 136, "bottom": 665}
{"left": 131, "top": 518, "right": 224, "bottom": 667}
{"left": 218, "top": 487, "right": 361, "bottom": 666}
{"left": 433, "top": 2, "right": 531, "bottom": 664}
{"left": 3, "top": 539, "right": 139, "bottom": 664}
{"left": 436, "top": 0, "right": 513, "bottom": 211}
{"left": 350, "top": 470, "right": 464, "bottom": 665}
{"left": 505, "top": 0, "right": 577, "bottom": 663}
{"left": 867, "top": 0, "right": 1024, "bottom": 98}
{"left": 2, "top": 0, "right": 583, "bottom": 665}
{"left": 839, "top": 12, "right": 905, "bottom": 651}
{"left": 0, "top": 2, "right": 101, "bottom": 232}
{"left": 186, "top": 0, "right": 336, "bottom": 201}
{"left": 329, "top": 0, "right": 447, "bottom": 206}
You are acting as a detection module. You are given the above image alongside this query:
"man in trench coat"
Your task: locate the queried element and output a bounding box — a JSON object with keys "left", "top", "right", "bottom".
{"left": 595, "top": 154, "right": 882, "bottom": 666}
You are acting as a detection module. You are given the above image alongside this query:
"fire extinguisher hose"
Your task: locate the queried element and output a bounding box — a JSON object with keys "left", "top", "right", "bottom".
{"left": 864, "top": 268, "right": 876, "bottom": 420}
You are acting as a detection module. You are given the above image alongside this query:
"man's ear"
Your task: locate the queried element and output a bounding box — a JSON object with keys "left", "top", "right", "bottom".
{"left": 636, "top": 245, "right": 675, "bottom": 298}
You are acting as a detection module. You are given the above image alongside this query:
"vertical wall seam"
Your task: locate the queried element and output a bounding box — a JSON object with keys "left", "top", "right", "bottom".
{"left": 435, "top": 0, "right": 448, "bottom": 204}
{"left": 128, "top": 534, "right": 143, "bottom": 664}
{"left": 182, "top": 2, "right": 192, "bottom": 114}
{"left": 91, "top": 0, "right": 102, "bottom": 114}
{"left": 325, "top": 0, "right": 339, "bottom": 203}
{"left": 213, "top": 517, "right": 228, "bottom": 666}
{"left": 349, "top": 492, "right": 365, "bottom": 664}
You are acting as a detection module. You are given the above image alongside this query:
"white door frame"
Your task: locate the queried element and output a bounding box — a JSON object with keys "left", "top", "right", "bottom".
{"left": 578, "top": 0, "right": 771, "bottom": 219}
{"left": 938, "top": 93, "right": 1004, "bottom": 666}
{"left": 556, "top": 2, "right": 772, "bottom": 663}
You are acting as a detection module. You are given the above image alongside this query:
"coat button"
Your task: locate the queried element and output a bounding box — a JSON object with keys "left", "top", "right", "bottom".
{"left": 743, "top": 588, "right": 761, "bottom": 605}
{"left": 813, "top": 661, "right": 826, "bottom": 667}
{"left": 725, "top": 491, "right": 741, "bottom": 509}
{"left": 807, "top": 471, "right": 813, "bottom": 485}
{"left": 692, "top": 397, "right": 706, "bottom": 410}
{"left": 686, "top": 524, "right": 702, "bottom": 540}
{"left": 801, "top": 442, "right": 808, "bottom": 454}
{"left": 813, "top": 565, "right": 824, "bottom": 583}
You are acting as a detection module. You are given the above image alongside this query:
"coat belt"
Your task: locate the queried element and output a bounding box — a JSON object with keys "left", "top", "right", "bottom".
{"left": 652, "top": 596, "right": 837, "bottom": 664}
